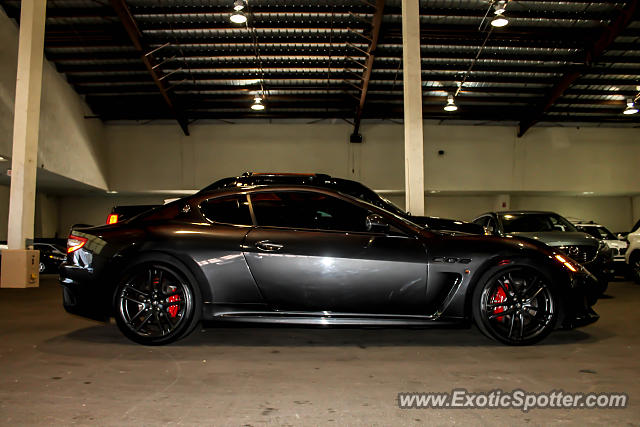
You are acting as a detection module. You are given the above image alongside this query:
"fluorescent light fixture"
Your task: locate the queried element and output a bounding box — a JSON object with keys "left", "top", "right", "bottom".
{"left": 0, "top": 156, "right": 6, "bottom": 161}
{"left": 251, "top": 95, "right": 265, "bottom": 111}
{"left": 623, "top": 99, "right": 638, "bottom": 115}
{"left": 582, "top": 191, "right": 594, "bottom": 195}
{"left": 106, "top": 190, "right": 118, "bottom": 194}
{"left": 491, "top": 1, "right": 509, "bottom": 27}
{"left": 233, "top": 0, "right": 245, "bottom": 11}
{"left": 230, "top": 10, "right": 247, "bottom": 24}
{"left": 443, "top": 94, "right": 458, "bottom": 112}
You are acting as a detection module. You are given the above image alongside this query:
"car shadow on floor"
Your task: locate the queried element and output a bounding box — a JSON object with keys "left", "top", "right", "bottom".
{"left": 39, "top": 320, "right": 600, "bottom": 355}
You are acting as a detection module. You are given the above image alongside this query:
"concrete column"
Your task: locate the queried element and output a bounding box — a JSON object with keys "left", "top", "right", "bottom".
{"left": 494, "top": 194, "right": 511, "bottom": 211}
{"left": 632, "top": 195, "right": 640, "bottom": 227}
{"left": 1, "top": 0, "right": 47, "bottom": 288}
{"left": 401, "top": 0, "right": 425, "bottom": 215}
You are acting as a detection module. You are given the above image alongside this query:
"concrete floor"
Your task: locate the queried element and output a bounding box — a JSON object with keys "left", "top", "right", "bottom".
{"left": 0, "top": 277, "right": 639, "bottom": 426}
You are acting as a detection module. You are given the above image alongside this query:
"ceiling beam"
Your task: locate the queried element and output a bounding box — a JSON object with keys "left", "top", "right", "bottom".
{"left": 517, "top": 0, "right": 639, "bottom": 137}
{"left": 42, "top": 5, "right": 624, "bottom": 22}
{"left": 108, "top": 0, "right": 190, "bottom": 135}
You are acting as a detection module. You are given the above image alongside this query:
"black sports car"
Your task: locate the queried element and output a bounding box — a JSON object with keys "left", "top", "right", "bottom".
{"left": 60, "top": 185, "right": 599, "bottom": 346}
{"left": 200, "top": 173, "right": 485, "bottom": 235}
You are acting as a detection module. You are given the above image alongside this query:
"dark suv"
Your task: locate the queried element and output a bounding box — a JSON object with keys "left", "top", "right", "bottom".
{"left": 200, "top": 173, "right": 484, "bottom": 235}
{"left": 473, "top": 211, "right": 614, "bottom": 294}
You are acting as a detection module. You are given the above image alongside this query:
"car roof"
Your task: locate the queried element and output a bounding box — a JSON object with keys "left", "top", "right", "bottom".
{"left": 474, "top": 210, "right": 556, "bottom": 218}
{"left": 495, "top": 210, "right": 556, "bottom": 215}
{"left": 193, "top": 184, "right": 364, "bottom": 202}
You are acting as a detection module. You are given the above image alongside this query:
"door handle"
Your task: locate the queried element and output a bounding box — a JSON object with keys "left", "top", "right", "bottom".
{"left": 255, "top": 240, "right": 284, "bottom": 252}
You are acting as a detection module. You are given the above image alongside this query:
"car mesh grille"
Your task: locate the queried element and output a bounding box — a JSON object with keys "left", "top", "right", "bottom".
{"left": 559, "top": 245, "right": 597, "bottom": 264}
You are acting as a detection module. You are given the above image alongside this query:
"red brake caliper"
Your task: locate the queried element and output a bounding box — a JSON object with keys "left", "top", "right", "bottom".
{"left": 490, "top": 284, "right": 508, "bottom": 322}
{"left": 167, "top": 294, "right": 181, "bottom": 318}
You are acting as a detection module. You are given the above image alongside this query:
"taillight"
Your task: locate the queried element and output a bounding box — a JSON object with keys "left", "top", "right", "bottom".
{"left": 67, "top": 235, "right": 88, "bottom": 254}
{"left": 106, "top": 214, "right": 119, "bottom": 225}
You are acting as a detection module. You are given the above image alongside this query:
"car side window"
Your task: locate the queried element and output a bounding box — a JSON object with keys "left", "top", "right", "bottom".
{"left": 200, "top": 195, "right": 252, "bottom": 226}
{"left": 250, "top": 191, "right": 370, "bottom": 232}
{"left": 473, "top": 217, "right": 487, "bottom": 227}
{"left": 486, "top": 217, "right": 498, "bottom": 234}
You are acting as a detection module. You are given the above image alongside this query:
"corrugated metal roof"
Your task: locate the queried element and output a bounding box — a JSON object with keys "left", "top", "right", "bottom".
{"left": 0, "top": 0, "right": 637, "bottom": 128}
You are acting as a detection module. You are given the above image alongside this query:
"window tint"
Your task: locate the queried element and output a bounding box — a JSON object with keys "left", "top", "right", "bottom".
{"left": 486, "top": 218, "right": 498, "bottom": 234}
{"left": 473, "top": 217, "right": 488, "bottom": 227}
{"left": 250, "top": 191, "right": 370, "bottom": 232}
{"left": 577, "top": 225, "right": 615, "bottom": 240}
{"left": 200, "top": 195, "right": 252, "bottom": 225}
{"left": 500, "top": 213, "right": 577, "bottom": 233}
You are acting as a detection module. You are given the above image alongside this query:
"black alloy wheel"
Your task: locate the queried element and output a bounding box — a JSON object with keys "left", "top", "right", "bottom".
{"left": 114, "top": 263, "right": 200, "bottom": 345}
{"left": 473, "top": 265, "right": 557, "bottom": 345}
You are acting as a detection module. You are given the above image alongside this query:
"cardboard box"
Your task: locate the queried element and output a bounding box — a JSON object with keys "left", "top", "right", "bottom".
{"left": 0, "top": 249, "right": 40, "bottom": 288}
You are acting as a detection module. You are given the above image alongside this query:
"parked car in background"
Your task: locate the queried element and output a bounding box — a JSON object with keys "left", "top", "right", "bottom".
{"left": 33, "top": 242, "right": 66, "bottom": 273}
{"left": 200, "top": 172, "right": 485, "bottom": 235}
{"left": 0, "top": 240, "right": 66, "bottom": 273}
{"left": 570, "top": 220, "right": 628, "bottom": 275}
{"left": 61, "top": 184, "right": 599, "bottom": 346}
{"left": 106, "top": 205, "right": 160, "bottom": 225}
{"left": 473, "top": 211, "right": 614, "bottom": 295}
{"left": 625, "top": 218, "right": 640, "bottom": 283}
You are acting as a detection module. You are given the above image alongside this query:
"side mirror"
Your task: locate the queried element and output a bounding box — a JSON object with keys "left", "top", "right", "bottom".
{"left": 617, "top": 233, "right": 627, "bottom": 240}
{"left": 366, "top": 214, "right": 390, "bottom": 233}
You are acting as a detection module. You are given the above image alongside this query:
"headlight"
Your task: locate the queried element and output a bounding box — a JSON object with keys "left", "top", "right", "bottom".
{"left": 554, "top": 254, "right": 579, "bottom": 272}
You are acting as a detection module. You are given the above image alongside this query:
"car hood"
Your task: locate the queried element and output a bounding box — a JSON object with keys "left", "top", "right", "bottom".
{"left": 505, "top": 231, "right": 597, "bottom": 247}
{"left": 603, "top": 239, "right": 628, "bottom": 249}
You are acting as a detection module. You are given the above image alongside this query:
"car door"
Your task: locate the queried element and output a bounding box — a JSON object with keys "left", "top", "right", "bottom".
{"left": 243, "top": 190, "right": 429, "bottom": 314}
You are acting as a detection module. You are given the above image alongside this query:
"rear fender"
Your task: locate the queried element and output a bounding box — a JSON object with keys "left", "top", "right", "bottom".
{"left": 106, "top": 247, "right": 214, "bottom": 312}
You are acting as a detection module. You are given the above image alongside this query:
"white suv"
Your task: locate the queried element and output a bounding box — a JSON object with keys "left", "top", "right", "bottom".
{"left": 626, "top": 219, "right": 640, "bottom": 283}
{"left": 572, "top": 221, "right": 628, "bottom": 272}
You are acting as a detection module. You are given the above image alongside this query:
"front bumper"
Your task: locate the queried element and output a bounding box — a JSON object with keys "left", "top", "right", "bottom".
{"left": 585, "top": 249, "right": 615, "bottom": 284}
{"left": 559, "top": 271, "right": 600, "bottom": 329}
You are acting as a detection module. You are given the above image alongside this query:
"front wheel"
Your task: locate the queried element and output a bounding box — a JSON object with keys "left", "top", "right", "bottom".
{"left": 114, "top": 262, "right": 201, "bottom": 345}
{"left": 472, "top": 265, "right": 557, "bottom": 345}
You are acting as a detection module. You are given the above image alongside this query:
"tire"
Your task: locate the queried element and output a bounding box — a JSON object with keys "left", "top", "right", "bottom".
{"left": 472, "top": 263, "right": 558, "bottom": 345}
{"left": 630, "top": 253, "right": 640, "bottom": 284}
{"left": 113, "top": 261, "right": 201, "bottom": 345}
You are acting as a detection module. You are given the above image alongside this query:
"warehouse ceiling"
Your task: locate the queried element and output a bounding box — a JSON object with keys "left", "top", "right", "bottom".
{"left": 1, "top": 0, "right": 639, "bottom": 137}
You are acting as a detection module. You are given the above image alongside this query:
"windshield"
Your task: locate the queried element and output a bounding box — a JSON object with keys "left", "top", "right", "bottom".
{"left": 499, "top": 213, "right": 578, "bottom": 233}
{"left": 577, "top": 225, "right": 615, "bottom": 240}
{"left": 332, "top": 180, "right": 407, "bottom": 217}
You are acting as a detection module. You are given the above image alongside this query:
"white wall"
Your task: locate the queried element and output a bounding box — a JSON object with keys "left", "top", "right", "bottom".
{"left": 35, "top": 192, "right": 59, "bottom": 238}
{"left": 0, "top": 184, "right": 60, "bottom": 240}
{"left": 106, "top": 122, "right": 640, "bottom": 195}
{"left": 0, "top": 9, "right": 107, "bottom": 190}
{"left": 100, "top": 121, "right": 640, "bottom": 230}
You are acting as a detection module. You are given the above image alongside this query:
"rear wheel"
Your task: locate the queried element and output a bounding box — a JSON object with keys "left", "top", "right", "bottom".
{"left": 114, "top": 263, "right": 201, "bottom": 345}
{"left": 472, "top": 265, "right": 557, "bottom": 345}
